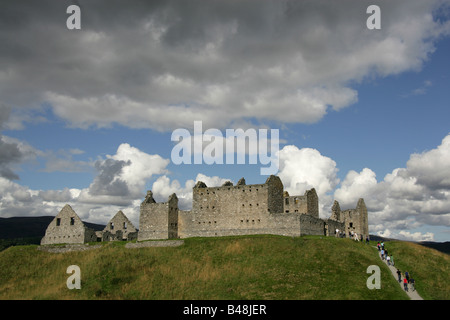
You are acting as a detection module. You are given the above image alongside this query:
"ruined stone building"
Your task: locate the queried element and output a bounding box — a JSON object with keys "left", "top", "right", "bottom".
{"left": 283, "top": 188, "right": 318, "bottom": 216}
{"left": 329, "top": 199, "right": 369, "bottom": 238}
{"left": 41, "top": 175, "right": 369, "bottom": 245}
{"left": 102, "top": 210, "right": 138, "bottom": 241}
{"left": 40, "top": 206, "right": 138, "bottom": 245}
{"left": 138, "top": 175, "right": 369, "bottom": 241}
{"left": 41, "top": 204, "right": 98, "bottom": 245}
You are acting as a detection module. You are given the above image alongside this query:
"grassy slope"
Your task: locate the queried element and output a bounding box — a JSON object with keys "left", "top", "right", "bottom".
{"left": 0, "top": 235, "right": 446, "bottom": 300}
{"left": 383, "top": 241, "right": 449, "bottom": 300}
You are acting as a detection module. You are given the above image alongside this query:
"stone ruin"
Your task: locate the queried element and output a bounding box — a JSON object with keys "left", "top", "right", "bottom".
{"left": 41, "top": 206, "right": 138, "bottom": 245}
{"left": 41, "top": 175, "right": 369, "bottom": 245}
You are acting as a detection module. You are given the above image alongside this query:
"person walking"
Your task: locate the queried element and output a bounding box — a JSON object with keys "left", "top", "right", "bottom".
{"left": 405, "top": 271, "right": 410, "bottom": 284}
{"left": 403, "top": 277, "right": 409, "bottom": 292}
{"left": 396, "top": 269, "right": 402, "bottom": 283}
{"left": 410, "top": 276, "right": 415, "bottom": 291}
{"left": 381, "top": 248, "right": 385, "bottom": 260}
{"left": 386, "top": 255, "right": 391, "bottom": 266}
{"left": 377, "top": 242, "right": 381, "bottom": 251}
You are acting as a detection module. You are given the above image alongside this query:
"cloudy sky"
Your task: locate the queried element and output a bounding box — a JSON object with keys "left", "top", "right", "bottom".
{"left": 1, "top": 0, "right": 450, "bottom": 241}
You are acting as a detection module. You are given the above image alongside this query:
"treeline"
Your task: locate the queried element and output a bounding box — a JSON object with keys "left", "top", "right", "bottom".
{"left": 0, "top": 237, "right": 41, "bottom": 251}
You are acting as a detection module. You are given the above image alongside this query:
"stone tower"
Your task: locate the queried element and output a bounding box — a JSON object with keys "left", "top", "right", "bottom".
{"left": 330, "top": 198, "right": 369, "bottom": 240}
{"left": 330, "top": 200, "right": 341, "bottom": 221}
{"left": 138, "top": 192, "right": 179, "bottom": 241}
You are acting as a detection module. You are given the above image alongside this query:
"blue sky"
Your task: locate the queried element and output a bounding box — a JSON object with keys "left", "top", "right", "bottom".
{"left": 1, "top": 0, "right": 450, "bottom": 242}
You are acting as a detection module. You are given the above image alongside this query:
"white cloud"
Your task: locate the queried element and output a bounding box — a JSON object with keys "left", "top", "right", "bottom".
{"left": 406, "top": 134, "right": 450, "bottom": 190}
{"left": 277, "top": 145, "right": 339, "bottom": 217}
{"left": 278, "top": 145, "right": 339, "bottom": 196}
{"left": 109, "top": 143, "right": 170, "bottom": 195}
{"left": 334, "top": 168, "right": 380, "bottom": 208}
{"left": 378, "top": 229, "right": 435, "bottom": 242}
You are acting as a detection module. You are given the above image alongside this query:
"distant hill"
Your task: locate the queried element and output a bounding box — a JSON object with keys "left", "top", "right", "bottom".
{"left": 417, "top": 241, "right": 450, "bottom": 254}
{"left": 370, "top": 234, "right": 449, "bottom": 255}
{"left": 0, "top": 216, "right": 105, "bottom": 239}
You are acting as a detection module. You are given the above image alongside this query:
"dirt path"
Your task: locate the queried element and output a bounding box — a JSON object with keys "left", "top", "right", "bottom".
{"left": 378, "top": 251, "right": 423, "bottom": 300}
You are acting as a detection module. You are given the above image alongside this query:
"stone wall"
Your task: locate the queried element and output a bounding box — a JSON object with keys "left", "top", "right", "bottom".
{"left": 357, "top": 198, "right": 369, "bottom": 239}
{"left": 191, "top": 181, "right": 269, "bottom": 217}
{"left": 305, "top": 188, "right": 319, "bottom": 218}
{"left": 178, "top": 211, "right": 302, "bottom": 238}
{"left": 179, "top": 181, "right": 272, "bottom": 238}
{"left": 266, "top": 175, "right": 284, "bottom": 214}
{"left": 168, "top": 194, "right": 179, "bottom": 239}
{"left": 139, "top": 203, "right": 169, "bottom": 241}
{"left": 283, "top": 195, "right": 308, "bottom": 213}
{"left": 299, "top": 214, "right": 325, "bottom": 236}
{"left": 283, "top": 188, "right": 318, "bottom": 218}
{"left": 330, "top": 200, "right": 341, "bottom": 221}
{"left": 178, "top": 175, "right": 288, "bottom": 238}
{"left": 325, "top": 219, "right": 346, "bottom": 237}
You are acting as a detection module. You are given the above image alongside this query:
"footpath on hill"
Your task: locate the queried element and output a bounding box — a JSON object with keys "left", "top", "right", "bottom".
{"left": 376, "top": 249, "right": 423, "bottom": 300}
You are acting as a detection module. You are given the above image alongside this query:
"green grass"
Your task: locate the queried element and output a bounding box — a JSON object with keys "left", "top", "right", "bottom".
{"left": 0, "top": 235, "right": 447, "bottom": 300}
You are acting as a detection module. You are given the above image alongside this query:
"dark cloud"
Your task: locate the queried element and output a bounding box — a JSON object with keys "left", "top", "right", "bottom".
{"left": 39, "top": 188, "right": 74, "bottom": 202}
{"left": 0, "top": 0, "right": 448, "bottom": 130}
{"left": 0, "top": 104, "right": 36, "bottom": 180}
{"left": 88, "top": 158, "right": 131, "bottom": 196}
{"left": 0, "top": 137, "right": 22, "bottom": 180}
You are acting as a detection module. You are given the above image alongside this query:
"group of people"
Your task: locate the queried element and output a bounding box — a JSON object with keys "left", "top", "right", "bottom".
{"left": 378, "top": 241, "right": 394, "bottom": 265}
{"left": 396, "top": 269, "right": 416, "bottom": 292}
{"left": 377, "top": 241, "right": 416, "bottom": 292}
{"left": 335, "top": 229, "right": 371, "bottom": 244}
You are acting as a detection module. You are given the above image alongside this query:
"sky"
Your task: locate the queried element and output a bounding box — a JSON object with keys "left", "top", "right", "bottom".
{"left": 1, "top": 0, "right": 450, "bottom": 242}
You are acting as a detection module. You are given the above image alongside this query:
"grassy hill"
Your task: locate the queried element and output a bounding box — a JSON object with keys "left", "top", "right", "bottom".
{"left": 0, "top": 235, "right": 448, "bottom": 300}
